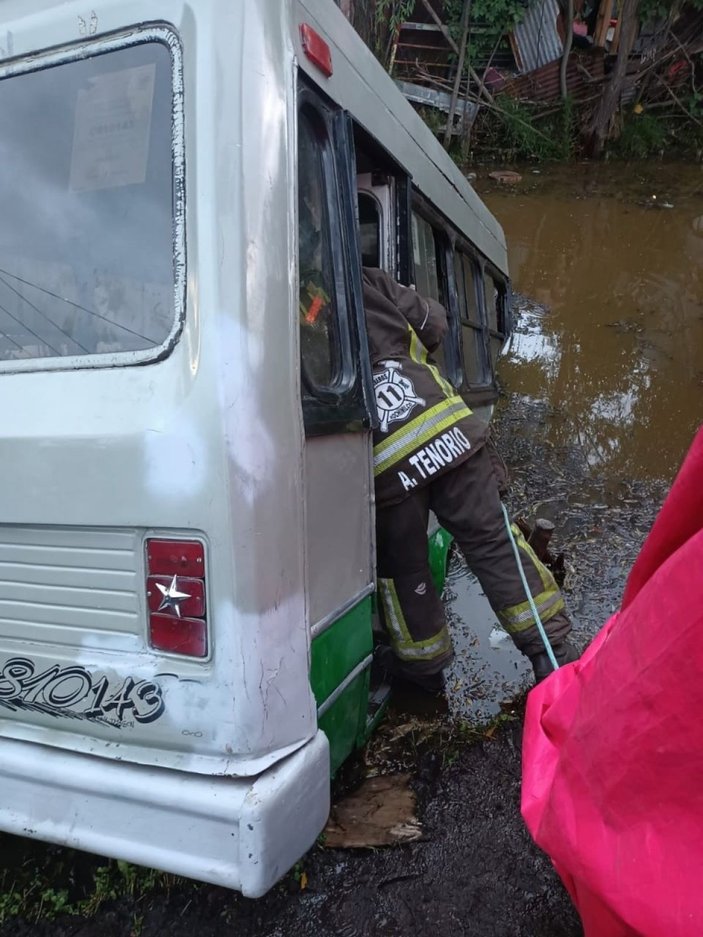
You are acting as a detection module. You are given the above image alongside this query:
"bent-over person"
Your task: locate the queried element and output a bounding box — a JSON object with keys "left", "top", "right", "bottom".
{"left": 362, "top": 266, "right": 578, "bottom": 691}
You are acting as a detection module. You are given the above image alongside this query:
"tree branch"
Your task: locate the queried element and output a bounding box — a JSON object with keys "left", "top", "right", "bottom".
{"left": 417, "top": 0, "right": 495, "bottom": 105}
{"left": 443, "top": 0, "right": 472, "bottom": 147}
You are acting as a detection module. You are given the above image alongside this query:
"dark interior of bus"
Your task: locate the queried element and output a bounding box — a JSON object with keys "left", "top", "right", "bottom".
{"left": 297, "top": 78, "right": 510, "bottom": 434}
{"left": 352, "top": 124, "right": 509, "bottom": 409}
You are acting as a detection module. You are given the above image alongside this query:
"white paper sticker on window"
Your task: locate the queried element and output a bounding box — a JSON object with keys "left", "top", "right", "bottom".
{"left": 70, "top": 63, "right": 156, "bottom": 192}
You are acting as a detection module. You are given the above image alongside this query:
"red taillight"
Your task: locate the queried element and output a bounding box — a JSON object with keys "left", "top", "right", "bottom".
{"left": 149, "top": 614, "right": 208, "bottom": 658}
{"left": 146, "top": 539, "right": 207, "bottom": 658}
{"left": 300, "top": 24, "right": 333, "bottom": 78}
{"left": 147, "top": 539, "right": 204, "bottom": 577}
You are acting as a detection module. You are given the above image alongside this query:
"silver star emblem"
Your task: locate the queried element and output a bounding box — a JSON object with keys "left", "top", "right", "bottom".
{"left": 155, "top": 575, "right": 191, "bottom": 618}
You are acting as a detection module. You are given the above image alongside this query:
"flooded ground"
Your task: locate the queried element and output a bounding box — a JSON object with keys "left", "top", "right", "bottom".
{"left": 444, "top": 162, "right": 702, "bottom": 720}
{"left": 0, "top": 163, "right": 697, "bottom": 937}
{"left": 483, "top": 161, "right": 703, "bottom": 483}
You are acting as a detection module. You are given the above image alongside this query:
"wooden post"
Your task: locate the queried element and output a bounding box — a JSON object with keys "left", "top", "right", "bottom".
{"left": 443, "top": 0, "right": 472, "bottom": 148}
{"left": 594, "top": 0, "right": 615, "bottom": 48}
{"left": 528, "top": 519, "right": 556, "bottom": 562}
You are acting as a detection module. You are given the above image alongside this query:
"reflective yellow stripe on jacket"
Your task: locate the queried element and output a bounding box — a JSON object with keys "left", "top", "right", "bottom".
{"left": 373, "top": 396, "right": 472, "bottom": 476}
{"left": 408, "top": 326, "right": 455, "bottom": 397}
{"left": 373, "top": 326, "right": 473, "bottom": 477}
{"left": 497, "top": 526, "right": 566, "bottom": 634}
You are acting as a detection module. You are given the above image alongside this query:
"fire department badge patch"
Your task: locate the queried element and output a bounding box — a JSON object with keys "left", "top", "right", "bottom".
{"left": 373, "top": 361, "right": 426, "bottom": 433}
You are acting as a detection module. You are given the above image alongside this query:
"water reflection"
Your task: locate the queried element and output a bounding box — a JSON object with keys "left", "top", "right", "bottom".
{"left": 444, "top": 551, "right": 531, "bottom": 723}
{"left": 483, "top": 164, "right": 703, "bottom": 482}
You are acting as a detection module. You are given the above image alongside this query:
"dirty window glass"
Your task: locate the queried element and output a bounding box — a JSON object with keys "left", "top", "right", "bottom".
{"left": 484, "top": 272, "right": 508, "bottom": 372}
{"left": 454, "top": 251, "right": 488, "bottom": 386}
{"left": 483, "top": 272, "right": 502, "bottom": 332}
{"left": 411, "top": 213, "right": 440, "bottom": 301}
{"left": 0, "top": 41, "right": 177, "bottom": 365}
{"left": 457, "top": 254, "right": 481, "bottom": 326}
{"left": 412, "top": 211, "right": 460, "bottom": 383}
{"left": 298, "top": 110, "right": 342, "bottom": 390}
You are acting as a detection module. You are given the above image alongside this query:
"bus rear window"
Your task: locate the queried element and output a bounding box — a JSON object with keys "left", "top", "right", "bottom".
{"left": 0, "top": 36, "right": 181, "bottom": 369}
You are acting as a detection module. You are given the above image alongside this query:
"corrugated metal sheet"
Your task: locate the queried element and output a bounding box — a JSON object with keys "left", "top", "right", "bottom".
{"left": 501, "top": 51, "right": 604, "bottom": 104}
{"left": 511, "top": 0, "right": 563, "bottom": 73}
{"left": 395, "top": 79, "right": 477, "bottom": 122}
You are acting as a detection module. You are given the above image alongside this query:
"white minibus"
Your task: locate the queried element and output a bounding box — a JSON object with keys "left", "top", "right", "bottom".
{"left": 0, "top": 0, "right": 510, "bottom": 896}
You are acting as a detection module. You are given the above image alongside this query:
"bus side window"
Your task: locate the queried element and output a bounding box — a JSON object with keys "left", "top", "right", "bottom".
{"left": 298, "top": 108, "right": 344, "bottom": 391}
{"left": 358, "top": 193, "right": 380, "bottom": 269}
{"left": 411, "top": 210, "right": 464, "bottom": 386}
{"left": 483, "top": 270, "right": 509, "bottom": 370}
{"left": 454, "top": 251, "right": 489, "bottom": 387}
{"left": 411, "top": 212, "right": 441, "bottom": 301}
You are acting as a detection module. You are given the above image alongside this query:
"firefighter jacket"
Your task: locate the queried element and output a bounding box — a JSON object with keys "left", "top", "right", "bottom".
{"left": 362, "top": 267, "right": 488, "bottom": 506}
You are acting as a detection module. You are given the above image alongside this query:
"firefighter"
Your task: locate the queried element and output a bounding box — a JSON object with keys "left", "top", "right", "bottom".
{"left": 363, "top": 266, "right": 578, "bottom": 691}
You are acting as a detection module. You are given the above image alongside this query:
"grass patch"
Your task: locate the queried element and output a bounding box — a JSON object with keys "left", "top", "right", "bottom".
{"left": 611, "top": 112, "right": 669, "bottom": 160}
{"left": 464, "top": 97, "right": 577, "bottom": 165}
{"left": 610, "top": 109, "right": 703, "bottom": 161}
{"left": 0, "top": 845, "right": 189, "bottom": 927}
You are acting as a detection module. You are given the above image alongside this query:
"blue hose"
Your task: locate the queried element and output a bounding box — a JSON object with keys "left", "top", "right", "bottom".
{"left": 501, "top": 502, "right": 559, "bottom": 672}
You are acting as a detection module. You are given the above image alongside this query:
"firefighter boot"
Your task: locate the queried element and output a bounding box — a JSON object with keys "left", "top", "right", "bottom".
{"left": 530, "top": 640, "right": 580, "bottom": 684}
{"left": 375, "top": 645, "right": 446, "bottom": 693}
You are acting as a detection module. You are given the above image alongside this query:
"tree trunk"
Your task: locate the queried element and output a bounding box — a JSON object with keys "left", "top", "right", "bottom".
{"left": 584, "top": 0, "right": 641, "bottom": 157}
{"left": 443, "top": 0, "right": 472, "bottom": 148}
{"left": 350, "top": 0, "right": 373, "bottom": 46}
{"left": 560, "top": 0, "right": 574, "bottom": 100}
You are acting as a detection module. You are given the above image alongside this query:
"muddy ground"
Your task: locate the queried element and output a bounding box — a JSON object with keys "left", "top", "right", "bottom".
{"left": 0, "top": 352, "right": 667, "bottom": 937}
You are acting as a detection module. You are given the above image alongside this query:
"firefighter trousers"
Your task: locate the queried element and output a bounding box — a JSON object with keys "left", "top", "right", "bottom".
{"left": 375, "top": 444, "right": 572, "bottom": 679}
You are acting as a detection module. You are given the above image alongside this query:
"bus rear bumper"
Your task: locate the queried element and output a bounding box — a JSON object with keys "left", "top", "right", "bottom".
{"left": 0, "top": 730, "right": 330, "bottom": 897}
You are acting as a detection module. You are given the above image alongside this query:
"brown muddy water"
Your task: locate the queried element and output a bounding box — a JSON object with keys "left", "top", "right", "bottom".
{"left": 485, "top": 161, "right": 703, "bottom": 483}
{"left": 445, "top": 162, "right": 703, "bottom": 720}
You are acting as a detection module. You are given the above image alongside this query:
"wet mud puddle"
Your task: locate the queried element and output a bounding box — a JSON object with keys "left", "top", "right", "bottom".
{"left": 443, "top": 554, "right": 531, "bottom": 723}
{"left": 445, "top": 162, "right": 703, "bottom": 721}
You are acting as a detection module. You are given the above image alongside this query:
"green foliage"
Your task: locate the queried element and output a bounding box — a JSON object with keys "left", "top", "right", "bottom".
{"left": 0, "top": 887, "right": 24, "bottom": 923}
{"left": 639, "top": 0, "right": 671, "bottom": 20}
{"left": 444, "top": 0, "right": 529, "bottom": 62}
{"left": 640, "top": 0, "right": 703, "bottom": 22}
{"left": 0, "top": 875, "right": 74, "bottom": 925}
{"left": 0, "top": 847, "right": 185, "bottom": 926}
{"left": 445, "top": 0, "right": 528, "bottom": 35}
{"left": 614, "top": 113, "right": 668, "bottom": 159}
{"left": 687, "top": 89, "right": 703, "bottom": 120}
{"left": 558, "top": 95, "right": 577, "bottom": 161}
{"left": 78, "top": 861, "right": 169, "bottom": 916}
{"left": 476, "top": 96, "right": 575, "bottom": 162}
{"left": 374, "top": 0, "right": 415, "bottom": 32}
{"left": 373, "top": 0, "right": 416, "bottom": 63}
{"left": 611, "top": 108, "right": 703, "bottom": 161}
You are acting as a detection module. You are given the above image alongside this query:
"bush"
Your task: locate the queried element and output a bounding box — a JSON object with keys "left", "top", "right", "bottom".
{"left": 612, "top": 113, "right": 669, "bottom": 159}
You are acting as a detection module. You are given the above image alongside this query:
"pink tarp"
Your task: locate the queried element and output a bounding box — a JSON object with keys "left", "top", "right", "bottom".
{"left": 522, "top": 427, "right": 703, "bottom": 937}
